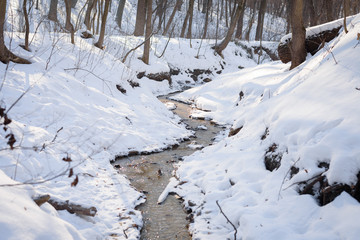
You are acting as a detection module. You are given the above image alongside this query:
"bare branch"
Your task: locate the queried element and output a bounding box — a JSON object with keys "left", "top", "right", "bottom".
{"left": 216, "top": 200, "right": 237, "bottom": 240}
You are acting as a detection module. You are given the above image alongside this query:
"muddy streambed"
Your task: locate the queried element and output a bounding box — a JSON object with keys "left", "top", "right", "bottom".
{"left": 113, "top": 95, "right": 224, "bottom": 240}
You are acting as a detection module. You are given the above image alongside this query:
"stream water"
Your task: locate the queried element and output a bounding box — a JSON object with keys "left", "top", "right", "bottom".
{"left": 113, "top": 95, "right": 224, "bottom": 240}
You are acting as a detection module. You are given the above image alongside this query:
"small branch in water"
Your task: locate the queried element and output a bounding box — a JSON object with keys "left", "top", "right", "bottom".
{"left": 216, "top": 200, "right": 237, "bottom": 240}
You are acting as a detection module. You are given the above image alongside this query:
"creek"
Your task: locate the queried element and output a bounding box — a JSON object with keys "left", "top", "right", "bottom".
{"left": 113, "top": 94, "right": 224, "bottom": 240}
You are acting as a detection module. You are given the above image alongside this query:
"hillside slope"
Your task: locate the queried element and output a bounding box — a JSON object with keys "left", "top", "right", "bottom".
{"left": 168, "top": 14, "right": 360, "bottom": 240}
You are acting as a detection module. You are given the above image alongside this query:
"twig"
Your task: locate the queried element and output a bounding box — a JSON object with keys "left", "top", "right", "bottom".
{"left": 216, "top": 200, "right": 237, "bottom": 240}
{"left": 5, "top": 87, "right": 32, "bottom": 114}
{"left": 51, "top": 127, "right": 63, "bottom": 143}
{"left": 277, "top": 158, "right": 300, "bottom": 200}
{"left": 64, "top": 67, "right": 113, "bottom": 96}
{"left": 121, "top": 32, "right": 156, "bottom": 63}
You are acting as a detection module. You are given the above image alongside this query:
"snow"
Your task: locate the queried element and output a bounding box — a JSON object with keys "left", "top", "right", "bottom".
{"left": 165, "top": 14, "right": 360, "bottom": 240}
{"left": 1, "top": 0, "right": 360, "bottom": 239}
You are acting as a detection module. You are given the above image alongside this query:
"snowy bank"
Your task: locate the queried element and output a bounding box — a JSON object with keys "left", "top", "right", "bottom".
{"left": 167, "top": 14, "right": 360, "bottom": 240}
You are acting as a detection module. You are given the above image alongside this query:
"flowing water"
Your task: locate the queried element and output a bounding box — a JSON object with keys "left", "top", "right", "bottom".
{"left": 113, "top": 95, "right": 224, "bottom": 240}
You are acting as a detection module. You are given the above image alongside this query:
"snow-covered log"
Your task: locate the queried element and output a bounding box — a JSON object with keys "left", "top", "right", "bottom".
{"left": 278, "top": 16, "right": 355, "bottom": 63}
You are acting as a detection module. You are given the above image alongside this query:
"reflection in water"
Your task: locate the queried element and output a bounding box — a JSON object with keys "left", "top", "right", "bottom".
{"left": 114, "top": 96, "right": 224, "bottom": 240}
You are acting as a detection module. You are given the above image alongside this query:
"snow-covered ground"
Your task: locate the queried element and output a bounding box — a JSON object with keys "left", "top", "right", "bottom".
{"left": 164, "top": 14, "right": 360, "bottom": 240}
{"left": 0, "top": 6, "right": 277, "bottom": 240}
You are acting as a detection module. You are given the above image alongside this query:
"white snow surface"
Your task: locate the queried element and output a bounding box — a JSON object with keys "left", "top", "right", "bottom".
{"left": 167, "top": 14, "right": 360, "bottom": 240}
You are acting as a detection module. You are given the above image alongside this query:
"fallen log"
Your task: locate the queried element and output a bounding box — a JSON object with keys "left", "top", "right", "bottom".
{"left": 32, "top": 195, "right": 97, "bottom": 217}
{"left": 48, "top": 198, "right": 97, "bottom": 217}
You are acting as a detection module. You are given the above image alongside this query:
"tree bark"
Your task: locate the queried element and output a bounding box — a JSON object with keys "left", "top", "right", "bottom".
{"left": 163, "top": 0, "right": 181, "bottom": 35}
{"left": 48, "top": 0, "right": 58, "bottom": 21}
{"left": 116, "top": 0, "right": 126, "bottom": 29}
{"left": 235, "top": 0, "right": 245, "bottom": 38}
{"left": 71, "top": 0, "right": 78, "bottom": 8}
{"left": 64, "top": 0, "right": 75, "bottom": 44}
{"left": 202, "top": 0, "right": 211, "bottom": 39}
{"left": 343, "top": 0, "right": 350, "bottom": 33}
{"left": 214, "top": 0, "right": 244, "bottom": 57}
{"left": 22, "top": 0, "right": 30, "bottom": 50}
{"left": 255, "top": 0, "right": 266, "bottom": 41}
{"left": 186, "top": 0, "right": 195, "bottom": 39}
{"left": 325, "top": 0, "right": 333, "bottom": 22}
{"left": 95, "top": 0, "right": 110, "bottom": 49}
{"left": 289, "top": 0, "right": 306, "bottom": 70}
{"left": 142, "top": 0, "right": 152, "bottom": 64}
{"left": 0, "top": 0, "right": 31, "bottom": 64}
{"left": 84, "top": 0, "right": 96, "bottom": 31}
{"left": 134, "top": 0, "right": 146, "bottom": 36}
{"left": 180, "top": 2, "right": 190, "bottom": 37}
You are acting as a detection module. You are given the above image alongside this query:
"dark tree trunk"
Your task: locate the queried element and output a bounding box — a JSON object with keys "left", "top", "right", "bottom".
{"left": 245, "top": 0, "right": 256, "bottom": 41}
{"left": 163, "top": 0, "right": 181, "bottom": 35}
{"left": 325, "top": 0, "right": 333, "bottom": 22}
{"left": 116, "top": 0, "right": 126, "bottom": 29}
{"left": 180, "top": 1, "right": 191, "bottom": 37}
{"left": 95, "top": 0, "right": 110, "bottom": 49}
{"left": 214, "top": 0, "right": 244, "bottom": 57}
{"left": 235, "top": 0, "right": 245, "bottom": 38}
{"left": 255, "top": 0, "right": 266, "bottom": 41}
{"left": 186, "top": 0, "right": 195, "bottom": 39}
{"left": 142, "top": 0, "right": 152, "bottom": 64}
{"left": 0, "top": 0, "right": 30, "bottom": 64}
{"left": 71, "top": 0, "right": 78, "bottom": 8}
{"left": 22, "top": 0, "right": 30, "bottom": 50}
{"left": 289, "top": 0, "right": 306, "bottom": 70}
{"left": 134, "top": 0, "right": 146, "bottom": 36}
{"left": 202, "top": 0, "right": 211, "bottom": 39}
{"left": 84, "top": 0, "right": 96, "bottom": 31}
{"left": 48, "top": 0, "right": 58, "bottom": 21}
{"left": 64, "top": 0, "right": 75, "bottom": 44}
{"left": 343, "top": 0, "right": 349, "bottom": 33}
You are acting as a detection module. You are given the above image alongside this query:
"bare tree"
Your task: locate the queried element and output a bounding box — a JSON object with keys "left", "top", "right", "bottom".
{"left": 163, "top": 0, "right": 181, "bottom": 35}
{"left": 134, "top": 0, "right": 146, "bottom": 36}
{"left": 95, "top": 0, "right": 110, "bottom": 49}
{"left": 142, "top": 0, "right": 152, "bottom": 64}
{"left": 64, "top": 0, "right": 75, "bottom": 44}
{"left": 235, "top": 0, "right": 246, "bottom": 39}
{"left": 0, "top": 0, "right": 30, "bottom": 63}
{"left": 84, "top": 0, "right": 96, "bottom": 31}
{"left": 115, "top": 0, "right": 126, "bottom": 29}
{"left": 48, "top": 0, "right": 58, "bottom": 21}
{"left": 202, "top": 0, "right": 212, "bottom": 39}
{"left": 255, "top": 0, "right": 266, "bottom": 41}
{"left": 22, "top": 0, "right": 30, "bottom": 51}
{"left": 289, "top": 0, "right": 306, "bottom": 69}
{"left": 343, "top": 0, "right": 350, "bottom": 33}
{"left": 214, "top": 0, "right": 245, "bottom": 57}
{"left": 186, "top": 0, "right": 195, "bottom": 39}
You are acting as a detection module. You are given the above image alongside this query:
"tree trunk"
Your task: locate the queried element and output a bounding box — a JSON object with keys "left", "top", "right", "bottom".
{"left": 343, "top": 0, "right": 349, "bottom": 33}
{"left": 289, "top": 0, "right": 306, "bottom": 70}
{"left": 245, "top": 0, "right": 255, "bottom": 41}
{"left": 48, "top": 0, "right": 58, "bottom": 21}
{"left": 64, "top": 0, "right": 75, "bottom": 44}
{"left": 163, "top": 0, "right": 181, "bottom": 35}
{"left": 180, "top": 2, "right": 190, "bottom": 37}
{"left": 142, "top": 0, "right": 152, "bottom": 64}
{"left": 214, "top": 0, "right": 244, "bottom": 57}
{"left": 202, "top": 0, "right": 211, "bottom": 39}
{"left": 134, "top": 0, "right": 146, "bottom": 36}
{"left": 22, "top": 0, "right": 30, "bottom": 50}
{"left": 235, "top": 0, "right": 245, "bottom": 38}
{"left": 0, "top": 0, "right": 30, "bottom": 64}
{"left": 186, "top": 0, "right": 195, "bottom": 39}
{"left": 95, "top": 0, "right": 110, "bottom": 49}
{"left": 306, "top": 0, "right": 317, "bottom": 26}
{"left": 84, "top": 0, "right": 96, "bottom": 31}
{"left": 116, "top": 0, "right": 126, "bottom": 29}
{"left": 255, "top": 0, "right": 266, "bottom": 41}
{"left": 325, "top": 0, "right": 333, "bottom": 22}
{"left": 71, "top": 0, "right": 78, "bottom": 8}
